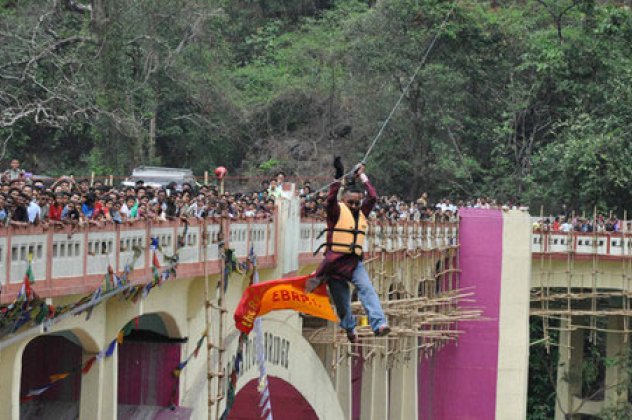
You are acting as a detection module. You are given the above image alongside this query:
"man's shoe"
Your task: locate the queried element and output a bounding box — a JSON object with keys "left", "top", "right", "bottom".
{"left": 346, "top": 329, "right": 358, "bottom": 344}
{"left": 375, "top": 325, "right": 391, "bottom": 337}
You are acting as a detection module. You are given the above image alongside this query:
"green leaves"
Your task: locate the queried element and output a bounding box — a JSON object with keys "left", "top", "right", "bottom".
{"left": 1, "top": 0, "right": 632, "bottom": 214}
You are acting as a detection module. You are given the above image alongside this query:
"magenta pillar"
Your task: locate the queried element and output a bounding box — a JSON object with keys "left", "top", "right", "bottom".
{"left": 418, "top": 208, "right": 503, "bottom": 419}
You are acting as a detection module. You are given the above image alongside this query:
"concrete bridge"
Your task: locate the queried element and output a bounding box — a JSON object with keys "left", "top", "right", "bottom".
{"left": 5, "top": 197, "right": 623, "bottom": 419}
{"left": 531, "top": 228, "right": 632, "bottom": 419}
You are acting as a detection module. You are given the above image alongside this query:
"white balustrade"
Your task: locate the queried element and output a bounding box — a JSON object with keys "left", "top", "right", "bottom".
{"left": 150, "top": 227, "right": 175, "bottom": 267}
{"left": 204, "top": 223, "right": 221, "bottom": 261}
{"left": 51, "top": 233, "right": 84, "bottom": 279}
{"left": 250, "top": 222, "right": 271, "bottom": 258}
{"left": 296, "top": 220, "right": 460, "bottom": 256}
{"left": 312, "top": 223, "right": 325, "bottom": 250}
{"left": 407, "top": 225, "right": 415, "bottom": 250}
{"left": 395, "top": 225, "right": 404, "bottom": 249}
{"left": 425, "top": 226, "right": 434, "bottom": 249}
{"left": 177, "top": 224, "right": 200, "bottom": 264}
{"left": 119, "top": 230, "right": 146, "bottom": 271}
{"left": 532, "top": 231, "right": 632, "bottom": 257}
{"left": 86, "top": 231, "right": 116, "bottom": 275}
{"left": 0, "top": 217, "right": 276, "bottom": 297}
{"left": 0, "top": 237, "right": 6, "bottom": 286}
{"left": 229, "top": 223, "right": 249, "bottom": 258}
{"left": 299, "top": 223, "right": 313, "bottom": 254}
{"left": 9, "top": 234, "right": 46, "bottom": 284}
{"left": 373, "top": 224, "right": 382, "bottom": 250}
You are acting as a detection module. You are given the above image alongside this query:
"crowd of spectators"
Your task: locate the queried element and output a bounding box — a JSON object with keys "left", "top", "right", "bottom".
{"left": 5, "top": 159, "right": 625, "bottom": 234}
{"left": 0, "top": 159, "right": 279, "bottom": 227}
{"left": 533, "top": 214, "right": 629, "bottom": 233}
{"left": 300, "top": 186, "right": 528, "bottom": 223}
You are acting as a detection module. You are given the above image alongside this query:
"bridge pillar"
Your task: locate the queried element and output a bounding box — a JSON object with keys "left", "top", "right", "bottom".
{"left": 334, "top": 347, "right": 352, "bottom": 420}
{"left": 418, "top": 209, "right": 531, "bottom": 419}
{"left": 360, "top": 351, "right": 388, "bottom": 420}
{"left": 100, "top": 350, "right": 118, "bottom": 420}
{"left": 605, "top": 316, "right": 628, "bottom": 407}
{"left": 0, "top": 341, "right": 23, "bottom": 420}
{"left": 79, "top": 354, "right": 108, "bottom": 420}
{"left": 554, "top": 318, "right": 583, "bottom": 420}
{"left": 274, "top": 190, "right": 300, "bottom": 278}
{"left": 389, "top": 342, "right": 417, "bottom": 420}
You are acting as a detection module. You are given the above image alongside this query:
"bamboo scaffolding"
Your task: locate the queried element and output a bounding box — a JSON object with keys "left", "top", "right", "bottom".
{"left": 305, "top": 221, "right": 482, "bottom": 358}
{"left": 530, "top": 208, "right": 632, "bottom": 366}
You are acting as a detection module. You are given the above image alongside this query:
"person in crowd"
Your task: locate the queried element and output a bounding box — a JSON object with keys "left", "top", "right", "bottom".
{"left": 23, "top": 186, "right": 40, "bottom": 224}
{"left": 2, "top": 159, "right": 26, "bottom": 182}
{"left": 48, "top": 193, "right": 65, "bottom": 222}
{"left": 11, "top": 193, "right": 30, "bottom": 225}
{"left": 81, "top": 193, "right": 96, "bottom": 220}
{"left": 37, "top": 193, "right": 49, "bottom": 224}
{"left": 267, "top": 180, "right": 282, "bottom": 199}
{"left": 62, "top": 201, "right": 81, "bottom": 223}
{"left": 0, "top": 194, "right": 7, "bottom": 224}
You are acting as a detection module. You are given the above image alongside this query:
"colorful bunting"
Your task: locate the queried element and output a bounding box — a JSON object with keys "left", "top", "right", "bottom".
{"left": 21, "top": 320, "right": 141, "bottom": 403}
{"left": 14, "top": 221, "right": 208, "bottom": 405}
{"left": 104, "top": 339, "right": 117, "bottom": 357}
{"left": 17, "top": 256, "right": 35, "bottom": 302}
{"left": 220, "top": 332, "right": 246, "bottom": 420}
{"left": 81, "top": 356, "right": 97, "bottom": 374}
{"left": 1, "top": 223, "right": 184, "bottom": 339}
{"left": 22, "top": 384, "right": 53, "bottom": 401}
{"left": 49, "top": 373, "right": 70, "bottom": 382}
{"left": 223, "top": 248, "right": 273, "bottom": 420}
{"left": 251, "top": 256, "right": 274, "bottom": 420}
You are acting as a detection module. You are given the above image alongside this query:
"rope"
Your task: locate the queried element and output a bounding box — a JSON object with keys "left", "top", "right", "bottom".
{"left": 313, "top": 1, "right": 457, "bottom": 194}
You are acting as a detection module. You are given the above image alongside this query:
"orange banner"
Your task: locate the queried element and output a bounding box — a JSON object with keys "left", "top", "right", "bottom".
{"left": 234, "top": 274, "right": 337, "bottom": 334}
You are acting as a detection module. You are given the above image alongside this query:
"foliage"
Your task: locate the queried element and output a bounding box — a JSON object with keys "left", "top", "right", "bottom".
{"left": 0, "top": 0, "right": 631, "bottom": 212}
{"left": 528, "top": 318, "right": 559, "bottom": 420}
{"left": 259, "top": 158, "right": 280, "bottom": 171}
{"left": 529, "top": 315, "right": 632, "bottom": 419}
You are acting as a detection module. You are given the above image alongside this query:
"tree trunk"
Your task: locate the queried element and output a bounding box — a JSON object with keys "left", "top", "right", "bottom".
{"left": 148, "top": 111, "right": 156, "bottom": 163}
{"left": 91, "top": 0, "right": 107, "bottom": 35}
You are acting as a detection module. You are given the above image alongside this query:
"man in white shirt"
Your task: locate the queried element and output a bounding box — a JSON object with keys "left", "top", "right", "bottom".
{"left": 23, "top": 186, "right": 41, "bottom": 223}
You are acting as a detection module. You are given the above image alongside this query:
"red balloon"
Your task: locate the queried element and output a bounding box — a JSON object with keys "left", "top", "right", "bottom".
{"left": 214, "top": 166, "right": 227, "bottom": 180}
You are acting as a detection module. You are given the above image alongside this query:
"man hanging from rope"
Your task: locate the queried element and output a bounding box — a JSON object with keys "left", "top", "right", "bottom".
{"left": 307, "top": 157, "right": 390, "bottom": 343}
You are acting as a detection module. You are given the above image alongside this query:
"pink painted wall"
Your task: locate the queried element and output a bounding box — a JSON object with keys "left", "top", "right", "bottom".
{"left": 21, "top": 335, "right": 82, "bottom": 402}
{"left": 118, "top": 341, "right": 181, "bottom": 407}
{"left": 418, "top": 208, "right": 503, "bottom": 419}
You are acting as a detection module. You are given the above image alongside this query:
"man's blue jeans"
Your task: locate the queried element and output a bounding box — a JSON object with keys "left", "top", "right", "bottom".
{"left": 328, "top": 261, "right": 387, "bottom": 333}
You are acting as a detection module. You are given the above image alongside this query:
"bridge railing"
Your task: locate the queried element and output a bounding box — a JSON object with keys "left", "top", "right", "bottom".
{"left": 0, "top": 216, "right": 276, "bottom": 302}
{"left": 298, "top": 218, "right": 458, "bottom": 264}
{"left": 532, "top": 230, "right": 632, "bottom": 258}
{"left": 0, "top": 214, "right": 462, "bottom": 301}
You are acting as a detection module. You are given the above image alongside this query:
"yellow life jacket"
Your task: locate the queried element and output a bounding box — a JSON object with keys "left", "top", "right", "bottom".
{"left": 326, "top": 202, "right": 367, "bottom": 256}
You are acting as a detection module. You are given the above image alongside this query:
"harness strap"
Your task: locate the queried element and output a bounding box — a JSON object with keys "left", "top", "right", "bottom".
{"left": 316, "top": 227, "right": 366, "bottom": 240}
{"left": 312, "top": 242, "right": 363, "bottom": 256}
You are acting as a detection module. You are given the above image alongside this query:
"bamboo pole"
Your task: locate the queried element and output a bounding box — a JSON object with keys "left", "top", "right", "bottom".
{"left": 214, "top": 220, "right": 227, "bottom": 420}
{"left": 202, "top": 220, "right": 213, "bottom": 418}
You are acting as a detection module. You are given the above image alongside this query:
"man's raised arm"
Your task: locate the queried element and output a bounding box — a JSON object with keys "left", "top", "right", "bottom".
{"left": 354, "top": 165, "right": 377, "bottom": 216}
{"left": 326, "top": 157, "right": 345, "bottom": 223}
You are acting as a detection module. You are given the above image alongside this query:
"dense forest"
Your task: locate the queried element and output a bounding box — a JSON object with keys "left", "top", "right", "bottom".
{"left": 1, "top": 0, "right": 632, "bottom": 212}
